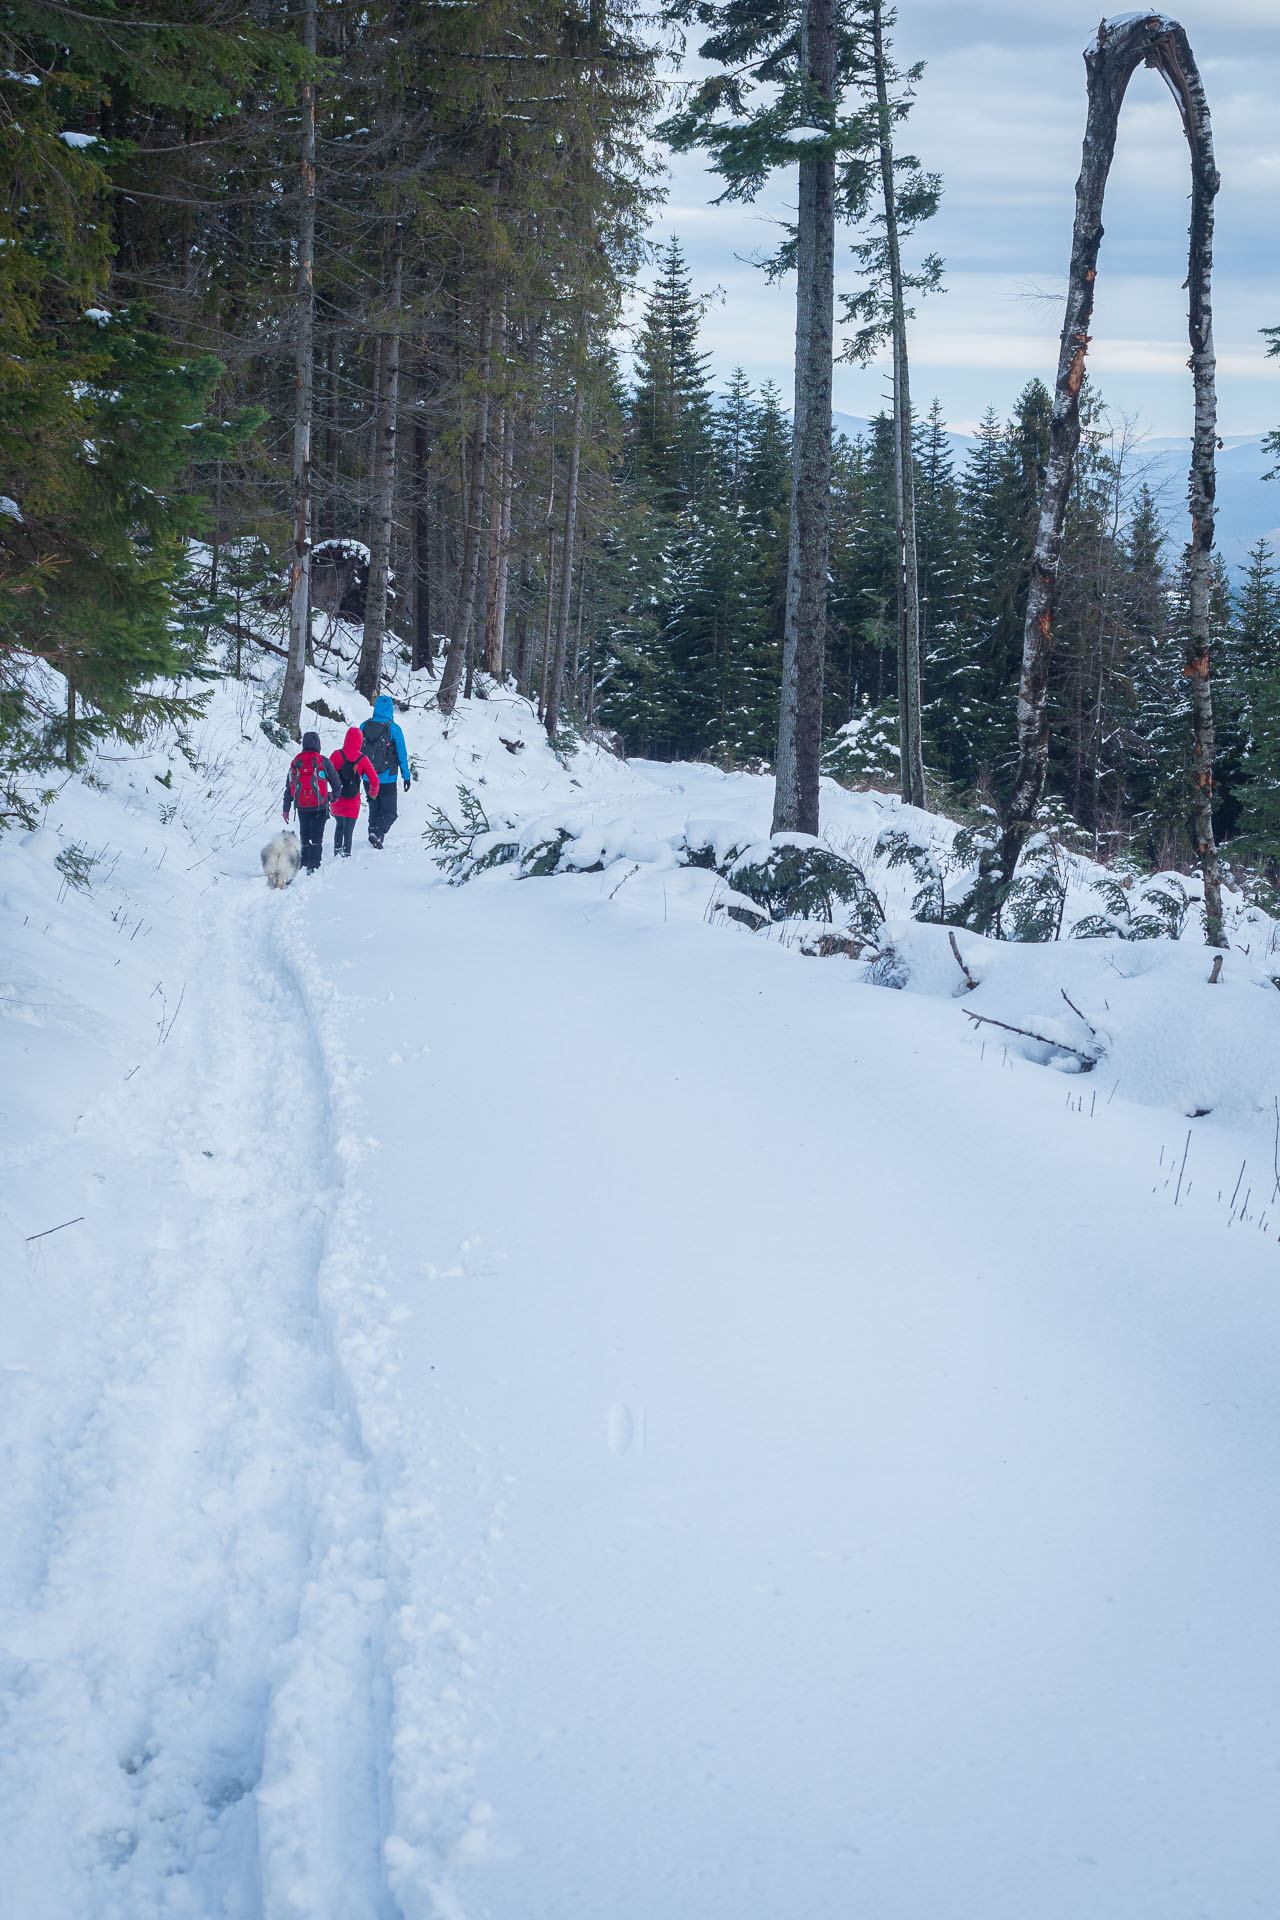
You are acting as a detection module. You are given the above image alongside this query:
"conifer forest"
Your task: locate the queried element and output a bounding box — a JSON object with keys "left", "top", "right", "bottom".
{"left": 3, "top": 0, "right": 1279, "bottom": 911}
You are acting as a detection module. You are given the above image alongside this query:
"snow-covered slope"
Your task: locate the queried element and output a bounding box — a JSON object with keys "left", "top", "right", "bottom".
{"left": 2, "top": 673, "right": 1280, "bottom": 1918}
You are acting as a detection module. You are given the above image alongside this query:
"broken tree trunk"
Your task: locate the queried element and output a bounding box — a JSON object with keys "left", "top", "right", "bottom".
{"left": 771, "top": 0, "right": 837, "bottom": 838}
{"left": 1175, "top": 35, "right": 1225, "bottom": 947}
{"left": 870, "top": 0, "right": 926, "bottom": 813}
{"left": 277, "top": 0, "right": 317, "bottom": 737}
{"left": 998, "top": 12, "right": 1223, "bottom": 945}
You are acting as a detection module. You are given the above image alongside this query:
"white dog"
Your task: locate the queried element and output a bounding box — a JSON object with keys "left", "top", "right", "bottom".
{"left": 261, "top": 829, "right": 301, "bottom": 889}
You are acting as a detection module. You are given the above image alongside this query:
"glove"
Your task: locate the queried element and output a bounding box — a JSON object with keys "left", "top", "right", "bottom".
{"left": 403, "top": 778, "right": 411, "bottom": 793}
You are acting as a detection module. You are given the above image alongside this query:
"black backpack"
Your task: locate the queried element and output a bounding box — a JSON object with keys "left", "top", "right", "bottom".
{"left": 335, "top": 752, "right": 363, "bottom": 801}
{"left": 362, "top": 718, "right": 396, "bottom": 777}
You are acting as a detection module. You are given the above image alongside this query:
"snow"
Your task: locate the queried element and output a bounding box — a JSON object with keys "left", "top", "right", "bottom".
{"left": 312, "top": 536, "right": 371, "bottom": 562}
{"left": 0, "top": 495, "right": 21, "bottom": 520}
{"left": 83, "top": 308, "right": 112, "bottom": 325}
{"left": 1088, "top": 13, "right": 1178, "bottom": 52}
{"left": 59, "top": 130, "right": 98, "bottom": 148}
{"left": 2, "top": 669, "right": 1280, "bottom": 1916}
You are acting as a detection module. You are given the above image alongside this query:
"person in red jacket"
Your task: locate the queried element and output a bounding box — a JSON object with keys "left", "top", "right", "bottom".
{"left": 282, "top": 730, "right": 341, "bottom": 872}
{"left": 328, "top": 725, "right": 380, "bottom": 857}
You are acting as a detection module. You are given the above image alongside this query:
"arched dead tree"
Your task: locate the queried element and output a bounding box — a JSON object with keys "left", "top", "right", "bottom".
{"left": 997, "top": 13, "right": 1224, "bottom": 947}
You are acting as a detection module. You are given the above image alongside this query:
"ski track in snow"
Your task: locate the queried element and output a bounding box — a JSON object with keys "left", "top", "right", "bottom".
{"left": 0, "top": 869, "right": 490, "bottom": 1918}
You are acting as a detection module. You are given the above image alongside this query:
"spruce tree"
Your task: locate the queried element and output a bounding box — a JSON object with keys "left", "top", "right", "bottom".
{"left": 631, "top": 240, "right": 715, "bottom": 514}
{"left": 915, "top": 402, "right": 974, "bottom": 787}
{"left": 1225, "top": 540, "right": 1280, "bottom": 855}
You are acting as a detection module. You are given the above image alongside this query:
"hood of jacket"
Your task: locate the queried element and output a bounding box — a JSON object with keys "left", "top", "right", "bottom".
{"left": 371, "top": 695, "right": 395, "bottom": 724}
{"left": 301, "top": 730, "right": 321, "bottom": 754}
{"left": 343, "top": 726, "right": 364, "bottom": 759}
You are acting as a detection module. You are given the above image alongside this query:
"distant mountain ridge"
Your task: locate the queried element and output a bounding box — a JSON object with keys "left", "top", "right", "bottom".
{"left": 830, "top": 410, "right": 1280, "bottom": 577}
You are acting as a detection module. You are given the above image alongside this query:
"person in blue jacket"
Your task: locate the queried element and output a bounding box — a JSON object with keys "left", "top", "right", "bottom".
{"left": 359, "top": 694, "right": 411, "bottom": 847}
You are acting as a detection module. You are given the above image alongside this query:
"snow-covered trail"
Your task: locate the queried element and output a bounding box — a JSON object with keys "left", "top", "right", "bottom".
{"left": 332, "top": 840, "right": 1280, "bottom": 1920}
{"left": 4, "top": 716, "right": 1280, "bottom": 1918}
{"left": 1, "top": 883, "right": 397, "bottom": 1917}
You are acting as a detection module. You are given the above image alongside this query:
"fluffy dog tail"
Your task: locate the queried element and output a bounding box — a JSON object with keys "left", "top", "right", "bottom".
{"left": 261, "top": 830, "right": 301, "bottom": 889}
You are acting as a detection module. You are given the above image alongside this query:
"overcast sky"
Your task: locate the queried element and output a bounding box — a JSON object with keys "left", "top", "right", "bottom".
{"left": 639, "top": 2, "right": 1280, "bottom": 440}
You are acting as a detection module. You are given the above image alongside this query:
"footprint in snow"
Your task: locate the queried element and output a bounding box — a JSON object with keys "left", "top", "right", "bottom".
{"left": 609, "top": 1402, "right": 646, "bottom": 1456}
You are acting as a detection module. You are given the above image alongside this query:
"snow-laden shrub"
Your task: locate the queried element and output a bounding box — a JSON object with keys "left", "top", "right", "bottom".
{"left": 727, "top": 834, "right": 884, "bottom": 936}
{"left": 682, "top": 818, "right": 751, "bottom": 871}
{"left": 520, "top": 829, "right": 573, "bottom": 877}
{"left": 54, "top": 840, "right": 103, "bottom": 893}
{"left": 424, "top": 790, "right": 884, "bottom": 943}
{"left": 876, "top": 828, "right": 948, "bottom": 922}
{"left": 1072, "top": 873, "right": 1192, "bottom": 941}
{"left": 822, "top": 698, "right": 901, "bottom": 790}
{"left": 424, "top": 786, "right": 518, "bottom": 881}
{"left": 884, "top": 812, "right": 1071, "bottom": 943}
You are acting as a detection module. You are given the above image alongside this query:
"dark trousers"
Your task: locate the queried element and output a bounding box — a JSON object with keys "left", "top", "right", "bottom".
{"left": 298, "top": 806, "right": 327, "bottom": 870}
{"left": 368, "top": 782, "right": 399, "bottom": 845}
{"left": 333, "top": 812, "right": 356, "bottom": 856}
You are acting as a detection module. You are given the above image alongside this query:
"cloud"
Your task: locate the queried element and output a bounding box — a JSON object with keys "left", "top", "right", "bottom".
{"left": 901, "top": 331, "right": 1280, "bottom": 379}
{"left": 645, "top": 1, "right": 1280, "bottom": 436}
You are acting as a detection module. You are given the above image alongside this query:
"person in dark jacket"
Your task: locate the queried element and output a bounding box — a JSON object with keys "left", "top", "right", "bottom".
{"left": 282, "top": 731, "right": 341, "bottom": 872}
{"left": 328, "top": 725, "right": 380, "bottom": 857}
{"left": 359, "top": 693, "right": 410, "bottom": 847}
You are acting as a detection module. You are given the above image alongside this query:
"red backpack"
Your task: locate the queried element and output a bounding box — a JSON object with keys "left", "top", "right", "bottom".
{"left": 292, "top": 750, "right": 331, "bottom": 810}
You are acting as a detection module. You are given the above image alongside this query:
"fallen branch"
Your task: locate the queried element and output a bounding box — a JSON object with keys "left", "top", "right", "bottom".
{"left": 26, "top": 1216, "right": 85, "bottom": 1242}
{"left": 1060, "top": 986, "right": 1099, "bottom": 1040}
{"left": 158, "top": 983, "right": 185, "bottom": 1044}
{"left": 948, "top": 930, "right": 978, "bottom": 990}
{"left": 222, "top": 619, "right": 289, "bottom": 659}
{"left": 963, "top": 1008, "right": 1097, "bottom": 1066}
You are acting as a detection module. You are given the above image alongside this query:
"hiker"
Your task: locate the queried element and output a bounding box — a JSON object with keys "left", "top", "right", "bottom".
{"left": 329, "top": 725, "right": 380, "bottom": 857}
{"left": 360, "top": 693, "right": 411, "bottom": 847}
{"left": 282, "top": 730, "right": 341, "bottom": 872}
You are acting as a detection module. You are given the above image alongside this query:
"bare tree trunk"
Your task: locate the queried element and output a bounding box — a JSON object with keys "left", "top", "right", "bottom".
{"left": 536, "top": 443, "right": 558, "bottom": 717}
{"left": 485, "top": 404, "right": 516, "bottom": 677}
{"left": 325, "top": 328, "right": 341, "bottom": 540}
{"left": 514, "top": 545, "right": 534, "bottom": 692}
{"left": 1177, "top": 40, "right": 1225, "bottom": 947}
{"left": 482, "top": 402, "right": 505, "bottom": 677}
{"left": 772, "top": 0, "right": 836, "bottom": 837}
{"left": 871, "top": 0, "right": 925, "bottom": 811}
{"left": 437, "top": 304, "right": 494, "bottom": 717}
{"left": 571, "top": 551, "right": 586, "bottom": 702}
{"left": 205, "top": 456, "right": 222, "bottom": 651}
{"left": 277, "top": 0, "right": 317, "bottom": 735}
{"left": 544, "top": 362, "right": 584, "bottom": 740}
{"left": 412, "top": 413, "right": 434, "bottom": 673}
{"left": 538, "top": 531, "right": 556, "bottom": 721}
{"left": 357, "top": 233, "right": 403, "bottom": 701}
{"left": 998, "top": 13, "right": 1222, "bottom": 944}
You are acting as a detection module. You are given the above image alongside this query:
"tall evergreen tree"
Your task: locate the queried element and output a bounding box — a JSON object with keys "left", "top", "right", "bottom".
{"left": 1223, "top": 539, "right": 1280, "bottom": 853}
{"left": 631, "top": 239, "right": 715, "bottom": 513}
